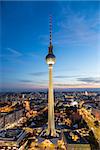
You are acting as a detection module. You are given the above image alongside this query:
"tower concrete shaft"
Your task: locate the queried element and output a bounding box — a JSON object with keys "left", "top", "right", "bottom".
{"left": 48, "top": 64, "right": 56, "bottom": 136}
{"left": 45, "top": 16, "right": 56, "bottom": 137}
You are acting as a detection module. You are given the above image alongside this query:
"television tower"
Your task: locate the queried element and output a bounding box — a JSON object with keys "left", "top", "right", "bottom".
{"left": 45, "top": 16, "right": 56, "bottom": 136}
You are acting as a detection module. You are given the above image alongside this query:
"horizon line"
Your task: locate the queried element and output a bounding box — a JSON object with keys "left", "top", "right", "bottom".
{"left": 0, "top": 87, "right": 100, "bottom": 93}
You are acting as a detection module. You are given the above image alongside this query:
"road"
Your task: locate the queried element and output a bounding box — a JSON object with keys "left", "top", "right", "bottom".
{"left": 79, "top": 108, "right": 100, "bottom": 143}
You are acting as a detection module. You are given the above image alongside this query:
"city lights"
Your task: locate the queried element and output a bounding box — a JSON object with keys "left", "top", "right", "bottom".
{"left": 0, "top": 1, "right": 100, "bottom": 150}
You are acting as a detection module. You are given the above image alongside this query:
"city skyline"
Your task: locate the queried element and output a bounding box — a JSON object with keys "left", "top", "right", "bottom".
{"left": 1, "top": 1, "right": 100, "bottom": 91}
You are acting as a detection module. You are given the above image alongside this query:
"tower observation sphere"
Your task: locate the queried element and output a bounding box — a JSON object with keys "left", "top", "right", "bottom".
{"left": 46, "top": 51, "right": 56, "bottom": 65}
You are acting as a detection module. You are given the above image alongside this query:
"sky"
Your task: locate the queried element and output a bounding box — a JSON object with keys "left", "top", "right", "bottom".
{"left": 0, "top": 1, "right": 100, "bottom": 91}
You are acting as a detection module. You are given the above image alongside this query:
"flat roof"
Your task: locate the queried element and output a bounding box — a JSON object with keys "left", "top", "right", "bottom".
{"left": 63, "top": 131, "right": 89, "bottom": 144}
{"left": 0, "top": 108, "right": 24, "bottom": 116}
{"left": 0, "top": 128, "right": 24, "bottom": 141}
{"left": 0, "top": 128, "right": 27, "bottom": 148}
{"left": 0, "top": 103, "right": 8, "bottom": 108}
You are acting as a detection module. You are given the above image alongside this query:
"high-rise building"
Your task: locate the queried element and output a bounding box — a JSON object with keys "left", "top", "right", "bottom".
{"left": 45, "top": 16, "right": 56, "bottom": 137}
{"left": 24, "top": 98, "right": 30, "bottom": 112}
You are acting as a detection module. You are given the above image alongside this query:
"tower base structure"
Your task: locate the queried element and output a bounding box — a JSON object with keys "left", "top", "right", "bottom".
{"left": 40, "top": 128, "right": 60, "bottom": 139}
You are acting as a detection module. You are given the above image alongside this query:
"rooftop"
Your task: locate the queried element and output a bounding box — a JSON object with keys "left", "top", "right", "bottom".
{"left": 0, "top": 128, "right": 25, "bottom": 141}
{"left": 63, "top": 131, "right": 89, "bottom": 144}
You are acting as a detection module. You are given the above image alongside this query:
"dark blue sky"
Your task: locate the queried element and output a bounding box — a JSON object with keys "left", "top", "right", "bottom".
{"left": 1, "top": 1, "right": 100, "bottom": 91}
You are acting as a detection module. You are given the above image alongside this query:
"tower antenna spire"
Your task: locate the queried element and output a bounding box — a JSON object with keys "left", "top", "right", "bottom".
{"left": 48, "top": 15, "right": 53, "bottom": 54}
{"left": 49, "top": 15, "right": 52, "bottom": 45}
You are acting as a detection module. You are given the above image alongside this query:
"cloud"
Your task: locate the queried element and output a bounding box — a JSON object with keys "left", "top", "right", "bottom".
{"left": 19, "top": 80, "right": 33, "bottom": 83}
{"left": 54, "top": 83, "right": 80, "bottom": 87}
{"left": 7, "top": 48, "right": 22, "bottom": 56}
{"left": 0, "top": 48, "right": 23, "bottom": 61}
{"left": 54, "top": 75, "right": 79, "bottom": 79}
{"left": 77, "top": 77, "right": 100, "bottom": 84}
{"left": 1, "top": 48, "right": 41, "bottom": 64}
{"left": 40, "top": 5, "right": 100, "bottom": 48}
{"left": 56, "top": 11, "right": 99, "bottom": 46}
{"left": 54, "top": 82, "right": 100, "bottom": 88}
{"left": 19, "top": 79, "right": 47, "bottom": 84}
{"left": 30, "top": 71, "right": 47, "bottom": 76}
